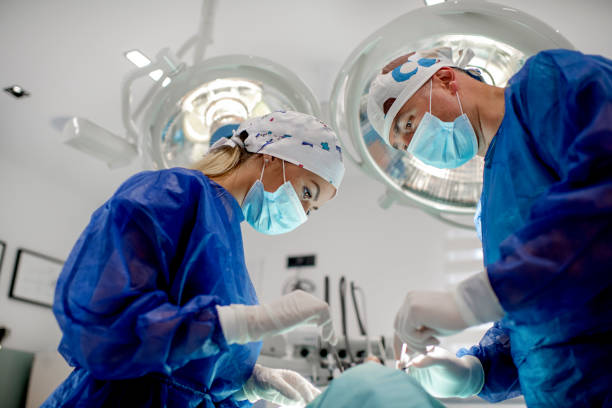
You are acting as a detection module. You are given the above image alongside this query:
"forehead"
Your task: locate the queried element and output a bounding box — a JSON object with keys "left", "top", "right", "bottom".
{"left": 390, "top": 89, "right": 427, "bottom": 123}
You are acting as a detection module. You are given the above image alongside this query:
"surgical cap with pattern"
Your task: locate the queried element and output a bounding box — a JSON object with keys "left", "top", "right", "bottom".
{"left": 367, "top": 47, "right": 474, "bottom": 145}
{"left": 211, "top": 110, "right": 345, "bottom": 189}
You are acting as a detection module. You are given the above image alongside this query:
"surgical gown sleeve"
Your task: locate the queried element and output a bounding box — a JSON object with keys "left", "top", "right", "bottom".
{"left": 54, "top": 171, "right": 232, "bottom": 380}
{"left": 482, "top": 51, "right": 612, "bottom": 401}
{"left": 460, "top": 50, "right": 612, "bottom": 404}
{"left": 457, "top": 321, "right": 521, "bottom": 402}
{"left": 487, "top": 50, "right": 612, "bottom": 324}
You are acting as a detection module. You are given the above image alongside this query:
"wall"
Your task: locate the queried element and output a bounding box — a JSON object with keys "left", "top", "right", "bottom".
{"left": 0, "top": 158, "right": 133, "bottom": 351}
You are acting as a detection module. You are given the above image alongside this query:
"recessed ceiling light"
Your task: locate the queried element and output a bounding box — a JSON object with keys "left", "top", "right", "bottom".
{"left": 424, "top": 0, "right": 445, "bottom": 5}
{"left": 125, "top": 49, "right": 165, "bottom": 82}
{"left": 124, "top": 50, "right": 151, "bottom": 68}
{"left": 4, "top": 85, "right": 30, "bottom": 98}
{"left": 149, "top": 69, "right": 163, "bottom": 81}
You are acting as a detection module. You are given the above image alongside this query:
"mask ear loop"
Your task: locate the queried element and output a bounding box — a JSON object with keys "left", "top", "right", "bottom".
{"left": 429, "top": 79, "right": 433, "bottom": 113}
{"left": 282, "top": 160, "right": 287, "bottom": 183}
{"left": 259, "top": 160, "right": 267, "bottom": 181}
{"left": 455, "top": 90, "right": 465, "bottom": 115}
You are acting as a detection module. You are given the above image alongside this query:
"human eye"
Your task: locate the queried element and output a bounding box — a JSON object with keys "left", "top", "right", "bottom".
{"left": 302, "top": 186, "right": 312, "bottom": 200}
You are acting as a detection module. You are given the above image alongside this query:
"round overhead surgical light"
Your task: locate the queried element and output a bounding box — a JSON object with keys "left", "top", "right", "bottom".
{"left": 329, "top": 0, "right": 573, "bottom": 225}
{"left": 141, "top": 55, "right": 320, "bottom": 169}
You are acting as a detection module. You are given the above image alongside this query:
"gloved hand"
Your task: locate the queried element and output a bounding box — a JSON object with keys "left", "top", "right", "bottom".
{"left": 405, "top": 347, "right": 484, "bottom": 399}
{"left": 217, "top": 290, "right": 337, "bottom": 345}
{"left": 394, "top": 291, "right": 467, "bottom": 354}
{"left": 234, "top": 364, "right": 321, "bottom": 407}
{"left": 394, "top": 271, "right": 504, "bottom": 353}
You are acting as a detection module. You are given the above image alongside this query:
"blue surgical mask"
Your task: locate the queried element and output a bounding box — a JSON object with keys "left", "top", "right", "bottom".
{"left": 242, "top": 160, "right": 308, "bottom": 235}
{"left": 406, "top": 80, "right": 478, "bottom": 169}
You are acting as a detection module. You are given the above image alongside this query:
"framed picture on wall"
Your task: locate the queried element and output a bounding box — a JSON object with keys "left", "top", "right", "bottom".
{"left": 9, "top": 248, "right": 64, "bottom": 308}
{"left": 0, "top": 240, "right": 5, "bottom": 276}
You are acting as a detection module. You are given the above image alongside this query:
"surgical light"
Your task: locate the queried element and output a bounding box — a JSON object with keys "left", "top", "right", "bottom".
{"left": 140, "top": 54, "right": 320, "bottom": 170}
{"left": 329, "top": 0, "right": 573, "bottom": 226}
{"left": 61, "top": 1, "right": 321, "bottom": 171}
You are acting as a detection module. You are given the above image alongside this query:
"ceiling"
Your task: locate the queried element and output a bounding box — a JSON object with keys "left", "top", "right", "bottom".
{"left": 1, "top": 0, "right": 611, "bottom": 205}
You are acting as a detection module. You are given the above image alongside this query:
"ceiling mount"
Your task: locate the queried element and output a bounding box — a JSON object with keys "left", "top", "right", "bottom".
{"left": 60, "top": 0, "right": 320, "bottom": 170}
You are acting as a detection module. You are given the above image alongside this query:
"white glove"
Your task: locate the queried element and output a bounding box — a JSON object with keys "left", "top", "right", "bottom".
{"left": 406, "top": 347, "right": 484, "bottom": 399}
{"left": 217, "top": 290, "right": 337, "bottom": 345}
{"left": 394, "top": 271, "right": 504, "bottom": 353}
{"left": 234, "top": 364, "right": 321, "bottom": 407}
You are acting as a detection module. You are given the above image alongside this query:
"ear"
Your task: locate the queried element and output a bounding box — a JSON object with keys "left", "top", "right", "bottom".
{"left": 433, "top": 68, "right": 458, "bottom": 93}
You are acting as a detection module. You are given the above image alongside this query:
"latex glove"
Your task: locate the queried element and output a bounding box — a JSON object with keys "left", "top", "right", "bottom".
{"left": 394, "top": 290, "right": 465, "bottom": 354}
{"left": 406, "top": 347, "right": 484, "bottom": 399}
{"left": 394, "top": 271, "right": 504, "bottom": 353}
{"left": 217, "top": 290, "right": 336, "bottom": 345}
{"left": 393, "top": 334, "right": 435, "bottom": 369}
{"left": 235, "top": 364, "right": 321, "bottom": 407}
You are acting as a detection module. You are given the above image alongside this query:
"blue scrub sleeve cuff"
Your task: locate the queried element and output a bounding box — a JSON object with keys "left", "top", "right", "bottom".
{"left": 456, "top": 321, "right": 522, "bottom": 403}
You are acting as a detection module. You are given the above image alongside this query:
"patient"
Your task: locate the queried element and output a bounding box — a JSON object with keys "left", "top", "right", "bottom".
{"left": 306, "top": 363, "right": 444, "bottom": 408}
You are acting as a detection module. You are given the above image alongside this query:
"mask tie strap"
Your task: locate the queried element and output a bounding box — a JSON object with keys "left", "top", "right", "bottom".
{"left": 282, "top": 160, "right": 287, "bottom": 183}
{"left": 429, "top": 79, "right": 433, "bottom": 113}
{"left": 456, "top": 91, "right": 465, "bottom": 115}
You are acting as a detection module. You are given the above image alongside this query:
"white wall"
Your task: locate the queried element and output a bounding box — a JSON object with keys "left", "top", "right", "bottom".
{"left": 0, "top": 157, "right": 135, "bottom": 351}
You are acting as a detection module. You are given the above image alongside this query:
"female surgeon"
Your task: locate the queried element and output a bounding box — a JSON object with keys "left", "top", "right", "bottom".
{"left": 43, "top": 110, "right": 345, "bottom": 408}
{"left": 367, "top": 47, "right": 612, "bottom": 406}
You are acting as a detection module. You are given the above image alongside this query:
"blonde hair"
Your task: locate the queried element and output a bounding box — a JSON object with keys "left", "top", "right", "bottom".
{"left": 191, "top": 132, "right": 254, "bottom": 177}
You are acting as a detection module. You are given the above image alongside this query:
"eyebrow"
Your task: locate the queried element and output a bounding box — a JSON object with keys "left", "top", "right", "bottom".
{"left": 311, "top": 180, "right": 320, "bottom": 202}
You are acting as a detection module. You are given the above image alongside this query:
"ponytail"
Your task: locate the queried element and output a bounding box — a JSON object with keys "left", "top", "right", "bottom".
{"left": 191, "top": 131, "right": 254, "bottom": 177}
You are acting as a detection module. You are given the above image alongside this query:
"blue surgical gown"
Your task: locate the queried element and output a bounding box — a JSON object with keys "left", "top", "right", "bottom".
{"left": 43, "top": 168, "right": 261, "bottom": 408}
{"left": 458, "top": 49, "right": 612, "bottom": 407}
